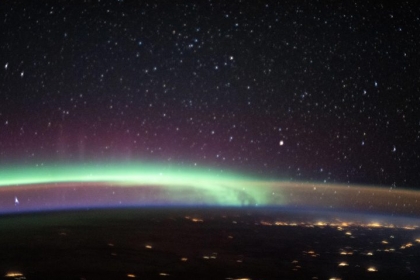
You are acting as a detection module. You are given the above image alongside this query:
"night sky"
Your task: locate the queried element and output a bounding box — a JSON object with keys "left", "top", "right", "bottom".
{"left": 1, "top": 1, "right": 420, "bottom": 189}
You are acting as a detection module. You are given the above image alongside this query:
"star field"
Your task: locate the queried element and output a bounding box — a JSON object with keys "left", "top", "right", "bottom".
{"left": 1, "top": 1, "right": 420, "bottom": 188}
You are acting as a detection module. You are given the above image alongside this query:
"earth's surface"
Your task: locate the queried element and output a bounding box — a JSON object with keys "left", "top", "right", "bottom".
{"left": 0, "top": 207, "right": 419, "bottom": 280}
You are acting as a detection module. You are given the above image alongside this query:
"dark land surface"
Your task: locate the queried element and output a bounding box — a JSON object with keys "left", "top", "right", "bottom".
{"left": 0, "top": 207, "right": 419, "bottom": 280}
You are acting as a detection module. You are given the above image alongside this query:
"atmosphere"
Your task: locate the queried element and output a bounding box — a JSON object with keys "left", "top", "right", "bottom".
{"left": 1, "top": 162, "right": 420, "bottom": 216}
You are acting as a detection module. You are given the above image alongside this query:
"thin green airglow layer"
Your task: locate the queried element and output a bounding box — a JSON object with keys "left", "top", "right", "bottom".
{"left": 0, "top": 162, "right": 278, "bottom": 206}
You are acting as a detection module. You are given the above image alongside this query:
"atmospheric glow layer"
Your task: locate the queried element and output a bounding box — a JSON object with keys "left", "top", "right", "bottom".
{"left": 0, "top": 162, "right": 247, "bottom": 186}
{"left": 1, "top": 162, "right": 420, "bottom": 216}
{"left": 0, "top": 162, "right": 270, "bottom": 206}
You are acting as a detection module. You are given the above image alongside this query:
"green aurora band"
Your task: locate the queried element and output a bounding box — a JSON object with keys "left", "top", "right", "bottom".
{"left": 0, "top": 162, "right": 276, "bottom": 206}
{"left": 1, "top": 162, "right": 420, "bottom": 216}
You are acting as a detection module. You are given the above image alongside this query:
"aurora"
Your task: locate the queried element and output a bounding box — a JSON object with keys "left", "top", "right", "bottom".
{"left": 0, "top": 162, "right": 273, "bottom": 208}
{"left": 1, "top": 162, "right": 420, "bottom": 216}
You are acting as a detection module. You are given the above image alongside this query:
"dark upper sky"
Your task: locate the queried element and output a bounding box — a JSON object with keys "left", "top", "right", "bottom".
{"left": 1, "top": 1, "right": 419, "bottom": 187}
